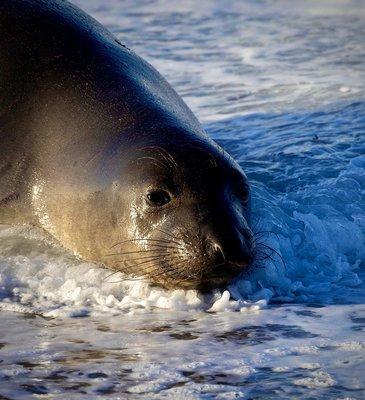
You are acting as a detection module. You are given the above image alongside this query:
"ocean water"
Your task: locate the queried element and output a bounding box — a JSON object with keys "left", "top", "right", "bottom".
{"left": 1, "top": 0, "right": 365, "bottom": 398}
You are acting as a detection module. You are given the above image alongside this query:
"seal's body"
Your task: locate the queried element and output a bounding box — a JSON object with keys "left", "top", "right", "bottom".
{"left": 0, "top": 0, "right": 253, "bottom": 290}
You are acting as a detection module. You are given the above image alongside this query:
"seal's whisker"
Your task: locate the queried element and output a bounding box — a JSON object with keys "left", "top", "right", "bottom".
{"left": 254, "top": 252, "right": 274, "bottom": 262}
{"left": 104, "top": 246, "right": 180, "bottom": 258}
{"left": 252, "top": 230, "right": 280, "bottom": 243}
{"left": 111, "top": 255, "right": 178, "bottom": 268}
{"left": 136, "top": 146, "right": 178, "bottom": 173}
{"left": 189, "top": 146, "right": 218, "bottom": 169}
{"left": 153, "top": 259, "right": 195, "bottom": 280}
{"left": 110, "top": 257, "right": 163, "bottom": 270}
{"left": 107, "top": 261, "right": 175, "bottom": 284}
{"left": 104, "top": 250, "right": 162, "bottom": 258}
{"left": 155, "top": 228, "right": 180, "bottom": 241}
{"left": 109, "top": 238, "right": 182, "bottom": 250}
{"left": 126, "top": 252, "right": 183, "bottom": 267}
{"left": 155, "top": 146, "right": 179, "bottom": 171}
{"left": 251, "top": 219, "right": 262, "bottom": 232}
{"left": 102, "top": 270, "right": 120, "bottom": 282}
{"left": 110, "top": 238, "right": 182, "bottom": 248}
{"left": 135, "top": 256, "right": 188, "bottom": 279}
{"left": 115, "top": 243, "right": 183, "bottom": 251}
{"left": 109, "top": 250, "right": 184, "bottom": 275}
{"left": 255, "top": 242, "right": 286, "bottom": 268}
{"left": 126, "top": 254, "right": 183, "bottom": 269}
{"left": 155, "top": 150, "right": 174, "bottom": 171}
{"left": 126, "top": 258, "right": 166, "bottom": 269}
{"left": 101, "top": 266, "right": 154, "bottom": 283}
{"left": 116, "top": 253, "right": 174, "bottom": 263}
{"left": 133, "top": 156, "right": 168, "bottom": 171}
{"left": 106, "top": 276, "right": 150, "bottom": 284}
{"left": 252, "top": 247, "right": 279, "bottom": 267}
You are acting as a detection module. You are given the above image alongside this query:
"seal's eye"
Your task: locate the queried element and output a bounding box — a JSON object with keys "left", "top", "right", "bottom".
{"left": 146, "top": 190, "right": 171, "bottom": 207}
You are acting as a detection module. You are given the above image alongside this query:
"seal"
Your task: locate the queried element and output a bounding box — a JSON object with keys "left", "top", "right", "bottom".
{"left": 0, "top": 0, "right": 254, "bottom": 291}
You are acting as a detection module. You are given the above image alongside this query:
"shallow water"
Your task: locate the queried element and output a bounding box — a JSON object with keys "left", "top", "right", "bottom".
{"left": 1, "top": 0, "right": 365, "bottom": 398}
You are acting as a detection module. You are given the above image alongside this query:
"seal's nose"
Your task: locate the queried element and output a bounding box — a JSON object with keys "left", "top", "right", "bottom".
{"left": 205, "top": 227, "right": 252, "bottom": 269}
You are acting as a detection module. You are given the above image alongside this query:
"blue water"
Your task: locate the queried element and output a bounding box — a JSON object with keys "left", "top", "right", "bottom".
{"left": 0, "top": 1, "right": 364, "bottom": 398}
{"left": 214, "top": 102, "right": 365, "bottom": 305}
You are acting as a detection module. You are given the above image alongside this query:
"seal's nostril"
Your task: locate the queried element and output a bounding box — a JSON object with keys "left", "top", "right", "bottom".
{"left": 210, "top": 242, "right": 226, "bottom": 266}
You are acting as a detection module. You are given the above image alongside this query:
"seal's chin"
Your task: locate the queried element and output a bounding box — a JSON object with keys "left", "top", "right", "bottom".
{"left": 150, "top": 262, "right": 246, "bottom": 292}
{"left": 196, "top": 263, "right": 246, "bottom": 292}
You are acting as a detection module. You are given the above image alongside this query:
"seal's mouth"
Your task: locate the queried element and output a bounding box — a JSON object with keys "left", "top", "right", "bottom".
{"left": 150, "top": 262, "right": 248, "bottom": 292}
{"left": 195, "top": 262, "right": 247, "bottom": 292}
{"left": 103, "top": 234, "right": 253, "bottom": 292}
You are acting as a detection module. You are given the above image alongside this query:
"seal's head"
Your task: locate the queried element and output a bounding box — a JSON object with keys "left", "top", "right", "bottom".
{"left": 35, "top": 124, "right": 253, "bottom": 292}
{"left": 102, "top": 139, "right": 253, "bottom": 291}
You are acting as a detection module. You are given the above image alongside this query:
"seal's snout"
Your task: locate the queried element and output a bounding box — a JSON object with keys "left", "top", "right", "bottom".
{"left": 204, "top": 227, "right": 253, "bottom": 273}
{"left": 193, "top": 229, "right": 252, "bottom": 291}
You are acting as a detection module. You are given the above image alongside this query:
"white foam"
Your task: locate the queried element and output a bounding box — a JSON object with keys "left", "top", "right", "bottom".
{"left": 0, "top": 228, "right": 268, "bottom": 316}
{"left": 294, "top": 370, "right": 336, "bottom": 388}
